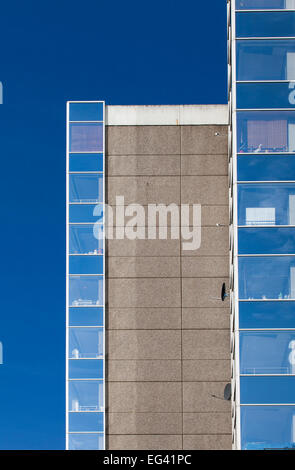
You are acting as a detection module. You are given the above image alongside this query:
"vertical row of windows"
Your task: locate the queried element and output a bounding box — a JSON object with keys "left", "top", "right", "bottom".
{"left": 66, "top": 102, "right": 105, "bottom": 450}
{"left": 232, "top": 2, "right": 295, "bottom": 450}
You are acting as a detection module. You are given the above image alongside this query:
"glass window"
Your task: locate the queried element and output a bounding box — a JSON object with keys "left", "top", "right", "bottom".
{"left": 69, "top": 103, "right": 103, "bottom": 122}
{"left": 69, "top": 123, "right": 103, "bottom": 152}
{"left": 68, "top": 433, "right": 104, "bottom": 450}
{"left": 237, "top": 40, "right": 295, "bottom": 81}
{"left": 241, "top": 406, "right": 295, "bottom": 450}
{"left": 238, "top": 155, "right": 295, "bottom": 181}
{"left": 238, "top": 227, "right": 295, "bottom": 254}
{"left": 237, "top": 82, "right": 295, "bottom": 109}
{"left": 69, "top": 328, "right": 103, "bottom": 359}
{"left": 237, "top": 111, "right": 295, "bottom": 154}
{"left": 239, "top": 256, "right": 295, "bottom": 299}
{"left": 69, "top": 204, "right": 103, "bottom": 224}
{"left": 236, "top": 0, "right": 294, "bottom": 10}
{"left": 69, "top": 225, "right": 103, "bottom": 255}
{"left": 68, "top": 380, "right": 104, "bottom": 412}
{"left": 240, "top": 330, "right": 295, "bottom": 374}
{"left": 69, "top": 307, "right": 104, "bottom": 327}
{"left": 69, "top": 359, "right": 103, "bottom": 379}
{"left": 69, "top": 174, "right": 103, "bottom": 203}
{"left": 69, "top": 153, "right": 103, "bottom": 172}
{"left": 239, "top": 300, "right": 295, "bottom": 328}
{"left": 236, "top": 12, "right": 295, "bottom": 38}
{"left": 68, "top": 412, "right": 104, "bottom": 432}
{"left": 238, "top": 183, "right": 295, "bottom": 226}
{"left": 69, "top": 256, "right": 104, "bottom": 275}
{"left": 69, "top": 276, "right": 104, "bottom": 306}
{"left": 241, "top": 376, "right": 295, "bottom": 404}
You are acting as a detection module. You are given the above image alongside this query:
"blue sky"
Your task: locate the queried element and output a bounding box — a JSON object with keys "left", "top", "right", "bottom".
{"left": 0, "top": 0, "right": 227, "bottom": 449}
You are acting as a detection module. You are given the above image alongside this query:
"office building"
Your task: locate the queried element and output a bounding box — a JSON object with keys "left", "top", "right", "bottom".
{"left": 65, "top": 0, "right": 295, "bottom": 451}
{"left": 66, "top": 103, "right": 231, "bottom": 450}
{"left": 230, "top": 0, "right": 295, "bottom": 450}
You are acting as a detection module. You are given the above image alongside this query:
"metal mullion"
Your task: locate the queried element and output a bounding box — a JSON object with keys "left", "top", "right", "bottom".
{"left": 238, "top": 253, "right": 295, "bottom": 256}
{"left": 236, "top": 10, "right": 295, "bottom": 12}
{"left": 237, "top": 80, "right": 295, "bottom": 83}
{"left": 236, "top": 37, "right": 295, "bottom": 40}
{"left": 237, "top": 180, "right": 295, "bottom": 183}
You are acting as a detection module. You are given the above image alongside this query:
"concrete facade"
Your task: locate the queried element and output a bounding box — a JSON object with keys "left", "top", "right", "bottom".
{"left": 105, "top": 105, "right": 231, "bottom": 450}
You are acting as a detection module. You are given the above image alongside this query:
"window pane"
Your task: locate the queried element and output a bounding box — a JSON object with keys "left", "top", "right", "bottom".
{"left": 241, "top": 376, "right": 295, "bottom": 404}
{"left": 236, "top": 0, "right": 292, "bottom": 10}
{"left": 238, "top": 183, "right": 295, "bottom": 226}
{"left": 238, "top": 227, "right": 295, "bottom": 254}
{"left": 69, "top": 174, "right": 103, "bottom": 203}
{"left": 241, "top": 406, "right": 295, "bottom": 450}
{"left": 69, "top": 225, "right": 103, "bottom": 255}
{"left": 240, "top": 330, "right": 295, "bottom": 374}
{"left": 236, "top": 12, "right": 295, "bottom": 38}
{"left": 69, "top": 154, "right": 103, "bottom": 172}
{"left": 70, "top": 123, "right": 103, "bottom": 152}
{"left": 69, "top": 328, "right": 103, "bottom": 359}
{"left": 68, "top": 433, "right": 104, "bottom": 450}
{"left": 237, "top": 40, "right": 295, "bottom": 81}
{"left": 69, "top": 359, "right": 103, "bottom": 379}
{"left": 69, "top": 381, "right": 104, "bottom": 412}
{"left": 68, "top": 412, "right": 104, "bottom": 432}
{"left": 239, "top": 300, "right": 295, "bottom": 328}
{"left": 69, "top": 307, "right": 104, "bottom": 327}
{"left": 239, "top": 256, "right": 295, "bottom": 300}
{"left": 237, "top": 111, "right": 295, "bottom": 154}
{"left": 69, "top": 256, "right": 104, "bottom": 275}
{"left": 238, "top": 155, "right": 295, "bottom": 181}
{"left": 69, "top": 204, "right": 103, "bottom": 224}
{"left": 69, "top": 276, "right": 104, "bottom": 306}
{"left": 69, "top": 103, "right": 103, "bottom": 122}
{"left": 237, "top": 82, "right": 295, "bottom": 109}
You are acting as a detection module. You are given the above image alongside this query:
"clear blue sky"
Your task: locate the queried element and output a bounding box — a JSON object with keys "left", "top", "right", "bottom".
{"left": 0, "top": 0, "right": 227, "bottom": 449}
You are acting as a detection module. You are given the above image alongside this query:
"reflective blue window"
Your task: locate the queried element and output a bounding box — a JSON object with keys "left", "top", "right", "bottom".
{"left": 237, "top": 40, "right": 295, "bottom": 81}
{"left": 69, "top": 174, "right": 103, "bottom": 203}
{"left": 69, "top": 381, "right": 104, "bottom": 412}
{"left": 68, "top": 434, "right": 104, "bottom": 450}
{"left": 69, "top": 328, "right": 103, "bottom": 359}
{"left": 238, "top": 227, "right": 295, "bottom": 254}
{"left": 239, "top": 256, "right": 295, "bottom": 300}
{"left": 69, "top": 307, "right": 104, "bottom": 327}
{"left": 69, "top": 154, "right": 103, "bottom": 172}
{"left": 69, "top": 225, "right": 103, "bottom": 255}
{"left": 69, "top": 123, "right": 103, "bottom": 152}
{"left": 237, "top": 111, "right": 295, "bottom": 153}
{"left": 69, "top": 103, "right": 103, "bottom": 122}
{"left": 241, "top": 406, "right": 295, "bottom": 450}
{"left": 67, "top": 101, "right": 105, "bottom": 450}
{"left": 69, "top": 204, "right": 103, "bottom": 224}
{"left": 69, "top": 412, "right": 104, "bottom": 432}
{"left": 241, "top": 376, "right": 295, "bottom": 404}
{"left": 237, "top": 82, "right": 295, "bottom": 109}
{"left": 69, "top": 276, "right": 104, "bottom": 307}
{"left": 69, "top": 359, "right": 104, "bottom": 379}
{"left": 238, "top": 154, "right": 295, "bottom": 181}
{"left": 240, "top": 331, "right": 295, "bottom": 374}
{"left": 69, "top": 256, "right": 104, "bottom": 275}
{"left": 236, "top": 12, "right": 295, "bottom": 38}
{"left": 236, "top": 1, "right": 294, "bottom": 10}
{"left": 239, "top": 300, "right": 295, "bottom": 328}
{"left": 238, "top": 183, "right": 295, "bottom": 226}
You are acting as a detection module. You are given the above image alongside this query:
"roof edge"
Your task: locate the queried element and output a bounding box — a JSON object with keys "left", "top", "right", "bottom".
{"left": 106, "top": 104, "right": 229, "bottom": 126}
